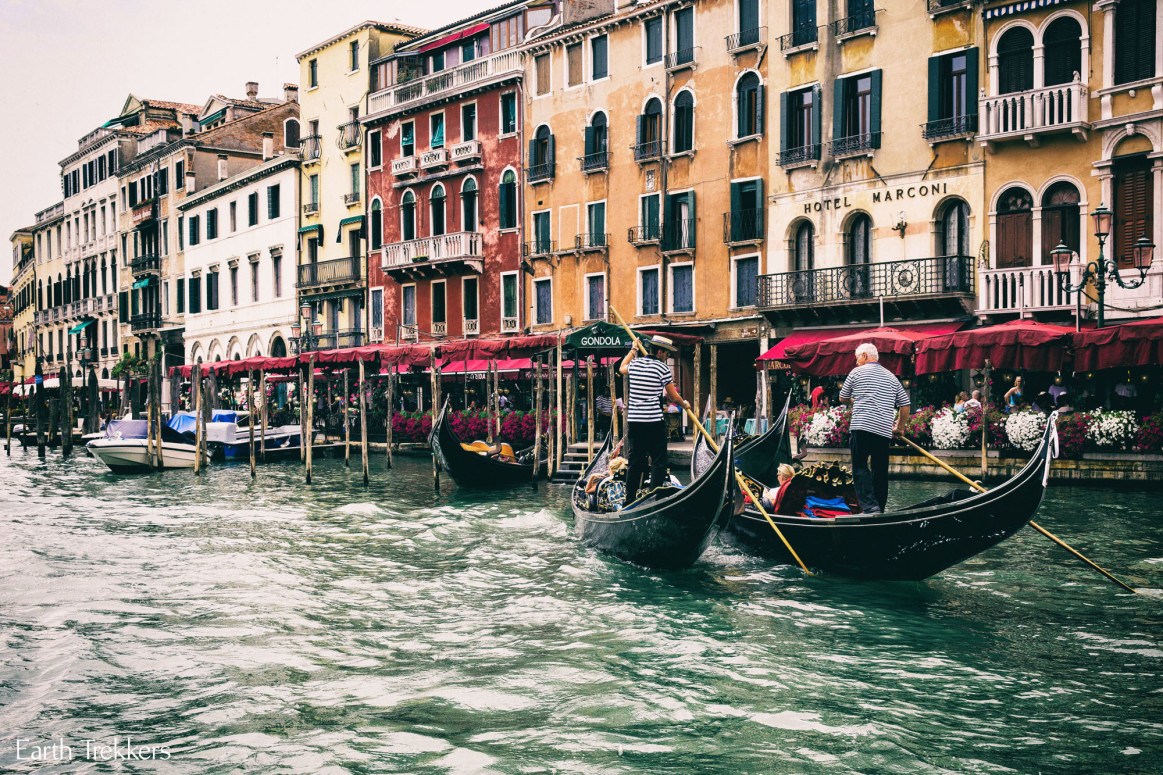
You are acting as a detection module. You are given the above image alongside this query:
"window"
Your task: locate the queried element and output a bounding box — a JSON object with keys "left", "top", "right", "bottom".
{"left": 535, "top": 54, "right": 551, "bottom": 95}
{"left": 791, "top": 0, "right": 817, "bottom": 47}
{"left": 734, "top": 256, "right": 759, "bottom": 308}
{"left": 251, "top": 259, "right": 260, "bottom": 302}
{"left": 371, "top": 288, "right": 384, "bottom": 331}
{"left": 529, "top": 125, "right": 555, "bottom": 181}
{"left": 501, "top": 93, "right": 518, "bottom": 134}
{"left": 938, "top": 199, "right": 971, "bottom": 257}
{"left": 645, "top": 17, "right": 663, "bottom": 64}
{"left": 308, "top": 58, "right": 318, "bottom": 88}
{"left": 461, "top": 178, "right": 479, "bottom": 232}
{"left": 309, "top": 174, "right": 320, "bottom": 208}
{"left": 284, "top": 119, "right": 301, "bottom": 148}
{"left": 534, "top": 278, "right": 553, "bottom": 324}
{"left": 462, "top": 39, "right": 476, "bottom": 63}
{"left": 639, "top": 267, "right": 660, "bottom": 316}
{"left": 673, "top": 91, "right": 695, "bottom": 153}
{"left": 592, "top": 35, "right": 608, "bottom": 79}
{"left": 1044, "top": 17, "right": 1082, "bottom": 87}
{"left": 491, "top": 14, "right": 524, "bottom": 52}
{"left": 584, "top": 112, "right": 609, "bottom": 170}
{"left": 780, "top": 86, "right": 820, "bottom": 163}
{"left": 432, "top": 282, "right": 446, "bottom": 327}
{"left": 585, "top": 274, "right": 606, "bottom": 320}
{"left": 501, "top": 273, "right": 518, "bottom": 320}
{"left": 674, "top": 7, "right": 695, "bottom": 64}
{"left": 206, "top": 208, "right": 218, "bottom": 240}
{"left": 926, "top": 49, "right": 978, "bottom": 137}
{"left": 349, "top": 40, "right": 360, "bottom": 71}
{"left": 794, "top": 221, "right": 815, "bottom": 271}
{"left": 430, "top": 49, "right": 445, "bottom": 73}
{"left": 663, "top": 191, "right": 696, "bottom": 251}
{"left": 567, "top": 43, "right": 583, "bottom": 87}
{"left": 640, "top": 194, "right": 661, "bottom": 240}
{"left": 833, "top": 71, "right": 882, "bottom": 151}
{"left": 229, "top": 201, "right": 237, "bottom": 232}
{"left": 188, "top": 215, "right": 200, "bottom": 246}
{"left": 671, "top": 264, "right": 694, "bottom": 313}
{"left": 189, "top": 277, "right": 202, "bottom": 313}
{"left": 348, "top": 164, "right": 361, "bottom": 203}
{"left": 267, "top": 184, "right": 281, "bottom": 219}
{"left": 370, "top": 199, "right": 383, "bottom": 250}
{"left": 157, "top": 168, "right": 169, "bottom": 196}
{"left": 847, "top": 213, "right": 872, "bottom": 265}
{"left": 636, "top": 98, "right": 663, "bottom": 159}
{"left": 997, "top": 27, "right": 1034, "bottom": 94}
{"left": 587, "top": 202, "right": 606, "bottom": 247}
{"left": 729, "top": 179, "right": 764, "bottom": 242}
{"left": 401, "top": 190, "right": 417, "bottom": 241}
{"left": 461, "top": 104, "right": 476, "bottom": 141}
{"left": 247, "top": 192, "right": 259, "bottom": 226}
{"left": 430, "top": 113, "right": 445, "bottom": 149}
{"left": 272, "top": 254, "right": 282, "bottom": 297}
{"left": 1113, "top": 154, "right": 1154, "bottom": 269}
{"left": 996, "top": 187, "right": 1033, "bottom": 268}
{"left": 177, "top": 278, "right": 185, "bottom": 313}
{"left": 230, "top": 266, "right": 239, "bottom": 306}
{"left": 1114, "top": 0, "right": 1155, "bottom": 85}
{"left": 463, "top": 277, "right": 479, "bottom": 322}
{"left": 430, "top": 184, "right": 446, "bottom": 236}
{"left": 736, "top": 73, "right": 763, "bottom": 137}
{"left": 526, "top": 3, "right": 552, "bottom": 28}
{"left": 1041, "top": 183, "right": 1079, "bottom": 261}
{"left": 206, "top": 271, "right": 219, "bottom": 311}
{"left": 402, "top": 285, "right": 417, "bottom": 328}
{"left": 369, "top": 130, "right": 382, "bottom": 168}
{"left": 533, "top": 210, "right": 551, "bottom": 253}
{"left": 500, "top": 170, "right": 518, "bottom": 229}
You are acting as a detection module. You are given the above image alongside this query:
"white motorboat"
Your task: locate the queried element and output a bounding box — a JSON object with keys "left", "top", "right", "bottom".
{"left": 86, "top": 419, "right": 200, "bottom": 473}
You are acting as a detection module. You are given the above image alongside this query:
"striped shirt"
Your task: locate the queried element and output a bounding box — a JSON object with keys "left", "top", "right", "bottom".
{"left": 626, "top": 357, "right": 673, "bottom": 423}
{"left": 839, "top": 362, "right": 910, "bottom": 438}
{"left": 595, "top": 395, "right": 613, "bottom": 416}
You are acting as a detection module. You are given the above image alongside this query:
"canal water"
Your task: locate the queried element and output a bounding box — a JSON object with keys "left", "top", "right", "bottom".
{"left": 0, "top": 448, "right": 1160, "bottom": 774}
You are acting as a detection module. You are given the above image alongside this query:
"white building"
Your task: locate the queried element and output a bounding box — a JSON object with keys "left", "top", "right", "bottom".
{"left": 178, "top": 150, "right": 300, "bottom": 364}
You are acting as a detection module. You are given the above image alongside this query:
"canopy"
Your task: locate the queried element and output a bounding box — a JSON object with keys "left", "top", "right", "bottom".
{"left": 914, "top": 319, "right": 1076, "bottom": 374}
{"left": 440, "top": 337, "right": 509, "bottom": 361}
{"left": 131, "top": 277, "right": 151, "bottom": 289}
{"left": 759, "top": 322, "right": 965, "bottom": 364}
{"left": 783, "top": 326, "right": 960, "bottom": 377}
{"left": 1071, "top": 316, "right": 1163, "bottom": 371}
{"left": 68, "top": 319, "right": 94, "bottom": 334}
{"left": 416, "top": 21, "right": 489, "bottom": 53}
{"left": 438, "top": 358, "right": 531, "bottom": 375}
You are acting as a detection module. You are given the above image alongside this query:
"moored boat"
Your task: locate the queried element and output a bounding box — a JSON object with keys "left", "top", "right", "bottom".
{"left": 86, "top": 419, "right": 200, "bottom": 473}
{"left": 430, "top": 399, "right": 544, "bottom": 489}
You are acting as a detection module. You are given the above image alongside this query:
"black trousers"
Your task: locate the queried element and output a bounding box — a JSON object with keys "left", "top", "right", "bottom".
{"left": 626, "top": 420, "right": 668, "bottom": 498}
{"left": 850, "top": 429, "right": 891, "bottom": 513}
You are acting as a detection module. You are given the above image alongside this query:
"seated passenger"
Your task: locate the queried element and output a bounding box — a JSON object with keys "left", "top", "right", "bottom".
{"left": 759, "top": 464, "right": 797, "bottom": 513}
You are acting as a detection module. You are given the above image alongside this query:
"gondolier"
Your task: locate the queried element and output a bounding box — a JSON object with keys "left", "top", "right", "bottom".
{"left": 620, "top": 335, "right": 689, "bottom": 499}
{"left": 839, "top": 342, "right": 910, "bottom": 514}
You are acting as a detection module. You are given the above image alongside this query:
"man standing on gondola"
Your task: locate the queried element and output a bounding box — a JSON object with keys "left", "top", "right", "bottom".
{"left": 840, "top": 342, "right": 910, "bottom": 514}
{"left": 620, "top": 335, "right": 689, "bottom": 499}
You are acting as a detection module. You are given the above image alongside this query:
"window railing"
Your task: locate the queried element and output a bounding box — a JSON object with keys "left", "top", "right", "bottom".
{"left": 315, "top": 329, "right": 364, "bottom": 350}
{"left": 830, "top": 132, "right": 881, "bottom": 157}
{"left": 302, "top": 202, "right": 320, "bottom": 215}
{"left": 779, "top": 27, "right": 818, "bottom": 51}
{"left": 576, "top": 232, "right": 609, "bottom": 250}
{"left": 580, "top": 151, "right": 609, "bottom": 173}
{"left": 336, "top": 121, "right": 361, "bottom": 150}
{"left": 344, "top": 191, "right": 361, "bottom": 205}
{"left": 632, "top": 139, "right": 664, "bottom": 162}
{"left": 665, "top": 47, "right": 699, "bottom": 70}
{"left": 757, "top": 255, "right": 974, "bottom": 308}
{"left": 831, "top": 10, "right": 877, "bottom": 37}
{"left": 923, "top": 114, "right": 978, "bottom": 141}
{"left": 723, "top": 210, "right": 764, "bottom": 244}
{"left": 297, "top": 255, "right": 362, "bottom": 288}
{"left": 727, "top": 26, "right": 766, "bottom": 52}
{"left": 662, "top": 219, "right": 697, "bottom": 253}
{"left": 527, "top": 161, "right": 555, "bottom": 182}
{"left": 302, "top": 135, "right": 322, "bottom": 161}
{"left": 130, "top": 312, "right": 161, "bottom": 332}
{"left": 523, "top": 239, "right": 556, "bottom": 257}
{"left": 628, "top": 225, "right": 661, "bottom": 245}
{"left": 779, "top": 143, "right": 822, "bottom": 167}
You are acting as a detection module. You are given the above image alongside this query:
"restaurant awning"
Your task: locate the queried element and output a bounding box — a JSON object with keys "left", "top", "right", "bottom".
{"left": 68, "top": 320, "right": 94, "bottom": 334}
{"left": 758, "top": 321, "right": 965, "bottom": 363}
{"left": 914, "top": 319, "right": 1076, "bottom": 375}
{"left": 781, "top": 325, "right": 967, "bottom": 377}
{"left": 1071, "top": 316, "right": 1163, "bottom": 371}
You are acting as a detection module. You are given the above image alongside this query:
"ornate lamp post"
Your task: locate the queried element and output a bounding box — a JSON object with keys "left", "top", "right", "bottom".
{"left": 289, "top": 302, "right": 324, "bottom": 354}
{"left": 1052, "top": 204, "right": 1155, "bottom": 328}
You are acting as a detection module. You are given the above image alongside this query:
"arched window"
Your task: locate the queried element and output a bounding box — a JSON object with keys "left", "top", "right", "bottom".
{"left": 430, "top": 184, "right": 446, "bottom": 236}
{"left": 461, "top": 178, "right": 478, "bottom": 232}
{"left": 736, "top": 72, "right": 763, "bottom": 137}
{"left": 1044, "top": 17, "right": 1082, "bottom": 87}
{"left": 673, "top": 91, "right": 694, "bottom": 153}
{"left": 636, "top": 98, "right": 663, "bottom": 159}
{"left": 996, "top": 187, "right": 1034, "bottom": 268}
{"left": 997, "top": 27, "right": 1034, "bottom": 94}
{"left": 499, "top": 170, "right": 517, "bottom": 230}
{"left": 369, "top": 199, "right": 383, "bottom": 250}
{"left": 584, "top": 112, "right": 608, "bottom": 170}
{"left": 937, "top": 199, "right": 971, "bottom": 257}
{"left": 791, "top": 221, "right": 815, "bottom": 302}
{"left": 846, "top": 214, "right": 871, "bottom": 265}
{"left": 530, "top": 125, "right": 553, "bottom": 178}
{"left": 284, "top": 118, "right": 301, "bottom": 148}
{"left": 1040, "top": 182, "right": 1080, "bottom": 260}
{"left": 270, "top": 336, "right": 288, "bottom": 357}
{"left": 401, "top": 190, "right": 416, "bottom": 242}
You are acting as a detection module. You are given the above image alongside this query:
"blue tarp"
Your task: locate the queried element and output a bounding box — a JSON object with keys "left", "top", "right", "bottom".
{"left": 168, "top": 410, "right": 237, "bottom": 433}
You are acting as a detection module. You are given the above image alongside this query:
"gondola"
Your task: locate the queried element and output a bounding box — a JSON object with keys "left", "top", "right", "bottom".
{"left": 430, "top": 398, "right": 544, "bottom": 489}
{"left": 572, "top": 431, "right": 737, "bottom": 570}
{"left": 692, "top": 408, "right": 1060, "bottom": 581}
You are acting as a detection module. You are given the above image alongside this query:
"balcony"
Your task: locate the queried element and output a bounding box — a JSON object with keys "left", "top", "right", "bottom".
{"left": 344, "top": 191, "right": 361, "bottom": 206}
{"left": 524, "top": 239, "right": 556, "bottom": 258}
{"left": 303, "top": 201, "right": 320, "bottom": 216}
{"left": 830, "top": 132, "right": 880, "bottom": 158}
{"left": 449, "top": 139, "right": 482, "bottom": 164}
{"left": 727, "top": 27, "right": 766, "bottom": 54}
{"left": 981, "top": 265, "right": 1075, "bottom": 315}
{"left": 315, "top": 329, "right": 364, "bottom": 350}
{"left": 662, "top": 219, "right": 696, "bottom": 254}
{"left": 391, "top": 156, "right": 418, "bottom": 177}
{"left": 923, "top": 114, "right": 978, "bottom": 142}
{"left": 575, "top": 233, "right": 609, "bottom": 251}
{"left": 302, "top": 135, "right": 322, "bottom": 163}
{"left": 579, "top": 151, "right": 608, "bottom": 173}
{"left": 779, "top": 27, "right": 818, "bottom": 52}
{"left": 723, "top": 210, "right": 764, "bottom": 244}
{"left": 501, "top": 316, "right": 519, "bottom": 334}
{"left": 632, "top": 139, "right": 664, "bottom": 163}
{"left": 432, "top": 321, "right": 448, "bottom": 337}
{"left": 383, "top": 231, "right": 483, "bottom": 279}
{"left": 757, "top": 255, "right": 975, "bottom": 324}
{"left": 337, "top": 121, "right": 361, "bottom": 151}
{"left": 367, "top": 50, "right": 522, "bottom": 119}
{"left": 130, "top": 312, "right": 162, "bottom": 332}
{"left": 420, "top": 148, "right": 449, "bottom": 170}
{"left": 979, "top": 81, "right": 1089, "bottom": 147}
{"left": 130, "top": 253, "right": 160, "bottom": 276}
{"left": 665, "top": 47, "right": 699, "bottom": 71}
{"left": 527, "top": 160, "right": 554, "bottom": 183}
{"left": 779, "top": 143, "right": 822, "bottom": 168}
{"left": 831, "top": 10, "right": 877, "bottom": 39}
{"left": 297, "top": 256, "right": 362, "bottom": 289}
{"left": 628, "top": 225, "right": 661, "bottom": 245}
{"left": 463, "top": 318, "right": 479, "bottom": 336}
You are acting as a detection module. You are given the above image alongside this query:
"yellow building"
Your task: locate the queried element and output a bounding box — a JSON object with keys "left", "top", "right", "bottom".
{"left": 8, "top": 226, "right": 35, "bottom": 378}
{"left": 28, "top": 202, "right": 66, "bottom": 375}
{"left": 295, "top": 21, "right": 420, "bottom": 350}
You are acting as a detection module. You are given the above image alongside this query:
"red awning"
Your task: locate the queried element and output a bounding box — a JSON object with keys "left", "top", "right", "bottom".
{"left": 440, "top": 337, "right": 510, "bottom": 361}
{"left": 637, "top": 329, "right": 704, "bottom": 346}
{"left": 1072, "top": 316, "right": 1163, "bottom": 371}
{"left": 759, "top": 322, "right": 964, "bottom": 363}
{"left": 915, "top": 319, "right": 1076, "bottom": 375}
{"left": 503, "top": 333, "right": 560, "bottom": 355}
{"left": 781, "top": 325, "right": 965, "bottom": 377}
{"left": 417, "top": 22, "right": 490, "bottom": 52}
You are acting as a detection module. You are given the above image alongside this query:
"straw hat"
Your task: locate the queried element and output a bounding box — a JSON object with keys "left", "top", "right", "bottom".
{"left": 648, "top": 334, "right": 677, "bottom": 352}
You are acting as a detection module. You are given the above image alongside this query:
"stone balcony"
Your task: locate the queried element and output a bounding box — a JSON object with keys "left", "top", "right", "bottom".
{"left": 419, "top": 148, "right": 449, "bottom": 170}
{"left": 391, "top": 156, "right": 418, "bottom": 177}
{"left": 382, "top": 231, "right": 483, "bottom": 280}
{"left": 449, "top": 139, "right": 481, "bottom": 164}
{"left": 980, "top": 265, "right": 1076, "bottom": 315}
{"left": 367, "top": 51, "right": 522, "bottom": 120}
{"left": 979, "top": 80, "right": 1089, "bottom": 148}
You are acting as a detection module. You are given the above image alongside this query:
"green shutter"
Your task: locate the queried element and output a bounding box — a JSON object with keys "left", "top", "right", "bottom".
{"left": 928, "top": 55, "right": 941, "bottom": 123}
{"left": 811, "top": 86, "right": 822, "bottom": 149}
{"left": 687, "top": 192, "right": 696, "bottom": 244}
{"left": 780, "top": 91, "right": 790, "bottom": 152}
{"left": 636, "top": 115, "right": 645, "bottom": 147}
{"left": 756, "top": 86, "right": 765, "bottom": 135}
{"left": 547, "top": 134, "right": 555, "bottom": 172}
{"left": 870, "top": 69, "right": 883, "bottom": 147}
{"left": 584, "top": 126, "right": 595, "bottom": 156}
{"left": 118, "top": 291, "right": 128, "bottom": 323}
{"left": 965, "top": 47, "right": 980, "bottom": 118}
{"left": 833, "top": 79, "right": 845, "bottom": 141}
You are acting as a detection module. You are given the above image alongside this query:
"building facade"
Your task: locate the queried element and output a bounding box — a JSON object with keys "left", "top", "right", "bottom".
{"left": 296, "top": 22, "right": 421, "bottom": 350}
{"left": 8, "top": 226, "right": 35, "bottom": 377}
{"left": 363, "top": 3, "right": 530, "bottom": 344}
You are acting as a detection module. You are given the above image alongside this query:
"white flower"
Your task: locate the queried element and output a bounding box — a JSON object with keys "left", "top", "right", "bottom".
{"left": 932, "top": 408, "right": 971, "bottom": 449}
{"left": 1087, "top": 409, "right": 1138, "bottom": 450}
{"left": 1005, "top": 410, "right": 1047, "bottom": 452}
{"left": 802, "top": 406, "right": 845, "bottom": 447}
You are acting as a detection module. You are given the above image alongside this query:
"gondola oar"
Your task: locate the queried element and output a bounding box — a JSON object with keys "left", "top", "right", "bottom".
{"left": 609, "top": 305, "right": 813, "bottom": 576}
{"left": 898, "top": 434, "right": 1137, "bottom": 594}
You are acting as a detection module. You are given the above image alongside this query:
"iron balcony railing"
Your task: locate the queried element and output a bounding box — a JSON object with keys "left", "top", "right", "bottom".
{"left": 726, "top": 26, "right": 766, "bottom": 52}
{"left": 665, "top": 47, "right": 699, "bottom": 70}
{"left": 923, "top": 114, "right": 978, "bottom": 141}
{"left": 344, "top": 191, "right": 361, "bottom": 205}
{"left": 302, "top": 202, "right": 320, "bottom": 215}
{"left": 527, "top": 161, "right": 555, "bottom": 182}
{"left": 336, "top": 121, "right": 361, "bottom": 150}
{"left": 831, "top": 10, "right": 877, "bottom": 37}
{"left": 757, "top": 255, "right": 974, "bottom": 308}
{"left": 779, "top": 143, "right": 822, "bottom": 167}
{"left": 628, "top": 225, "right": 661, "bottom": 245}
{"left": 302, "top": 135, "right": 322, "bottom": 162}
{"left": 723, "top": 209, "right": 764, "bottom": 243}
{"left": 632, "top": 139, "right": 664, "bottom": 162}
{"left": 575, "top": 233, "right": 610, "bottom": 250}
{"left": 315, "top": 329, "right": 364, "bottom": 350}
{"left": 523, "top": 239, "right": 556, "bottom": 257}
{"left": 779, "top": 27, "right": 818, "bottom": 51}
{"left": 830, "top": 132, "right": 881, "bottom": 157}
{"left": 130, "top": 253, "right": 160, "bottom": 275}
{"left": 297, "top": 256, "right": 362, "bottom": 288}
{"left": 662, "top": 219, "right": 697, "bottom": 253}
{"left": 580, "top": 151, "right": 608, "bottom": 173}
{"left": 130, "top": 312, "right": 161, "bottom": 332}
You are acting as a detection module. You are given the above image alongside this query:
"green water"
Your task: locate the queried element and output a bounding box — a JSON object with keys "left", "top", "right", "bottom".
{"left": 0, "top": 448, "right": 1160, "bottom": 774}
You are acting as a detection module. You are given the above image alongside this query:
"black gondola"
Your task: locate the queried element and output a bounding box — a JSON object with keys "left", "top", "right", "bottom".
{"left": 693, "top": 408, "right": 1060, "bottom": 580}
{"left": 430, "top": 398, "right": 543, "bottom": 489}
{"left": 571, "top": 431, "right": 736, "bottom": 570}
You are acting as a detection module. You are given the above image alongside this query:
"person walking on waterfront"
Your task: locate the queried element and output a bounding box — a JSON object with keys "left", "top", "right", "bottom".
{"left": 620, "top": 335, "right": 689, "bottom": 500}
{"left": 840, "top": 343, "right": 910, "bottom": 514}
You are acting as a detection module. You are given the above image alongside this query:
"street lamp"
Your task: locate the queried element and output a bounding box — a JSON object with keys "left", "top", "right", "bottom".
{"left": 289, "top": 301, "right": 324, "bottom": 353}
{"left": 1052, "top": 204, "right": 1154, "bottom": 328}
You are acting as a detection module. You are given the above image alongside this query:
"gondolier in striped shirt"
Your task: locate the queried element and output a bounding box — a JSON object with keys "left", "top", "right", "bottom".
{"left": 839, "top": 342, "right": 910, "bottom": 514}
{"left": 619, "top": 335, "right": 690, "bottom": 499}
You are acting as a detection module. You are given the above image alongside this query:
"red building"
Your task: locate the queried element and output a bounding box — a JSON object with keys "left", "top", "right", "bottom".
{"left": 364, "top": 3, "right": 540, "bottom": 344}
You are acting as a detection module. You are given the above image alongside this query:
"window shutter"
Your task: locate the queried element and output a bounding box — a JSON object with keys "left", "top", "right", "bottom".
{"left": 118, "top": 291, "right": 128, "bottom": 323}
{"left": 528, "top": 139, "right": 536, "bottom": 167}
{"left": 584, "top": 125, "right": 595, "bottom": 156}
{"left": 870, "top": 69, "right": 883, "bottom": 147}
{"left": 729, "top": 182, "right": 742, "bottom": 241}
{"left": 547, "top": 134, "right": 555, "bottom": 170}
{"left": 965, "top": 47, "right": 980, "bottom": 116}
{"left": 833, "top": 79, "right": 845, "bottom": 141}
{"left": 755, "top": 85, "right": 765, "bottom": 134}
{"left": 779, "top": 92, "right": 790, "bottom": 152}
{"left": 927, "top": 55, "right": 941, "bottom": 123}
{"left": 687, "top": 192, "right": 697, "bottom": 242}
{"left": 811, "top": 86, "right": 822, "bottom": 149}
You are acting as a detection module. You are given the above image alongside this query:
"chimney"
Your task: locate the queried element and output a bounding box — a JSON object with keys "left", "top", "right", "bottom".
{"left": 245, "top": 81, "right": 259, "bottom": 101}
{"left": 217, "top": 154, "right": 228, "bottom": 181}
{"left": 283, "top": 83, "right": 299, "bottom": 103}
{"left": 262, "top": 132, "right": 274, "bottom": 161}
{"left": 185, "top": 168, "right": 196, "bottom": 193}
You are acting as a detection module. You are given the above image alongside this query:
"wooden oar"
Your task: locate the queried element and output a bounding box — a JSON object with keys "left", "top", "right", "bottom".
{"left": 898, "top": 434, "right": 1137, "bottom": 594}
{"left": 609, "top": 306, "right": 813, "bottom": 576}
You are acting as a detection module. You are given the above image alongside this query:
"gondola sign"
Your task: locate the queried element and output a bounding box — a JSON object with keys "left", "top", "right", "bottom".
{"left": 565, "top": 321, "right": 646, "bottom": 352}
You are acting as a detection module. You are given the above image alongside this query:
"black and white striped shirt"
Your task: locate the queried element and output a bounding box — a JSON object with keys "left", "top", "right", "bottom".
{"left": 839, "top": 362, "right": 910, "bottom": 438}
{"left": 626, "top": 357, "right": 673, "bottom": 423}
